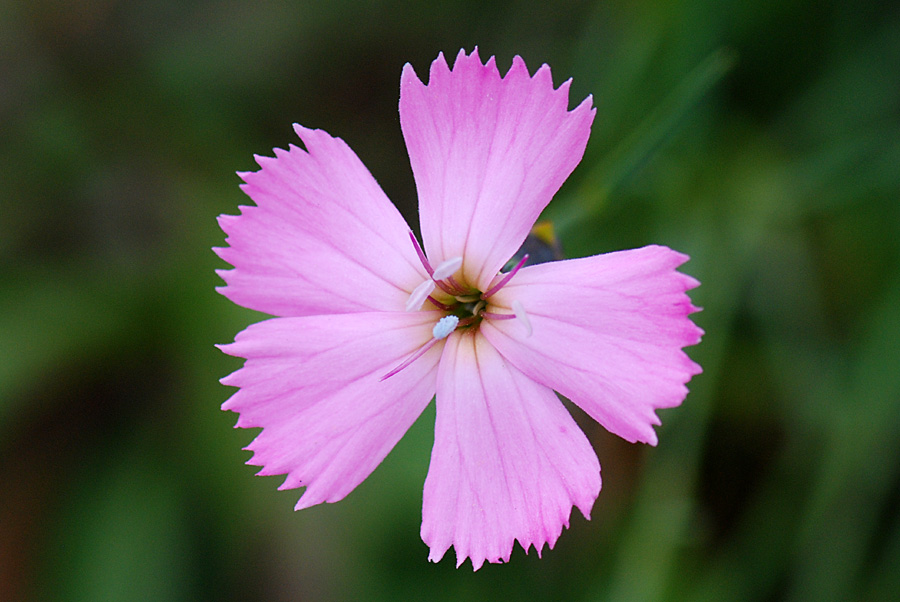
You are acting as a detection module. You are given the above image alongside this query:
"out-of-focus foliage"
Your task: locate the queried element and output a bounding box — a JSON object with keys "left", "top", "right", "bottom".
{"left": 1, "top": 0, "right": 898, "bottom": 600}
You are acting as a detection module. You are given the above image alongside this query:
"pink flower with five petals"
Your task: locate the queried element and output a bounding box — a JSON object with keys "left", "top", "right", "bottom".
{"left": 216, "top": 48, "right": 702, "bottom": 570}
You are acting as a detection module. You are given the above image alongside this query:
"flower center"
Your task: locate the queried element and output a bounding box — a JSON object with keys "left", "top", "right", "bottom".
{"left": 407, "top": 232, "right": 528, "bottom": 323}
{"left": 382, "top": 233, "right": 532, "bottom": 381}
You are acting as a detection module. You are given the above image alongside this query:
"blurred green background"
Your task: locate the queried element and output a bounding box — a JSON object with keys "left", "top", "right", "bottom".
{"left": 2, "top": 0, "right": 898, "bottom": 600}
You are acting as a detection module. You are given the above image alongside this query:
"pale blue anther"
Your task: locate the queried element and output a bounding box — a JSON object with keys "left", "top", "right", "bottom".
{"left": 432, "top": 315, "right": 459, "bottom": 339}
{"left": 432, "top": 256, "right": 463, "bottom": 280}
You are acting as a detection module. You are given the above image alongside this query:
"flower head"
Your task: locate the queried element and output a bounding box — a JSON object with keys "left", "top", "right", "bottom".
{"left": 216, "top": 48, "right": 702, "bottom": 570}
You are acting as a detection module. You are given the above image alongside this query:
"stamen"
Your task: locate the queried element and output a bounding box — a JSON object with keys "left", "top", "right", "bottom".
{"left": 445, "top": 274, "right": 466, "bottom": 293}
{"left": 481, "top": 254, "right": 529, "bottom": 299}
{"left": 512, "top": 300, "right": 533, "bottom": 337}
{"left": 381, "top": 338, "right": 440, "bottom": 381}
{"left": 406, "top": 279, "right": 436, "bottom": 311}
{"left": 425, "top": 296, "right": 455, "bottom": 311}
{"left": 407, "top": 232, "right": 465, "bottom": 296}
{"left": 409, "top": 231, "right": 434, "bottom": 276}
{"left": 481, "top": 302, "right": 531, "bottom": 335}
{"left": 433, "top": 279, "right": 460, "bottom": 296}
{"left": 481, "top": 311, "right": 516, "bottom": 320}
{"left": 432, "top": 256, "right": 463, "bottom": 281}
{"left": 455, "top": 294, "right": 481, "bottom": 303}
{"left": 432, "top": 315, "right": 459, "bottom": 339}
{"left": 381, "top": 316, "right": 459, "bottom": 381}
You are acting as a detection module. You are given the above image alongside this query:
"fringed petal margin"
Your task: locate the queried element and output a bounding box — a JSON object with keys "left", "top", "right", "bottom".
{"left": 400, "top": 48, "right": 595, "bottom": 291}
{"left": 482, "top": 245, "right": 703, "bottom": 445}
{"left": 216, "top": 125, "right": 426, "bottom": 317}
{"left": 219, "top": 311, "right": 442, "bottom": 509}
{"left": 422, "top": 330, "right": 601, "bottom": 570}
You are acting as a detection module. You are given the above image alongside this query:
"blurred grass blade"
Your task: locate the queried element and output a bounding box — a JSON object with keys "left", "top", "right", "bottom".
{"left": 556, "top": 48, "right": 735, "bottom": 234}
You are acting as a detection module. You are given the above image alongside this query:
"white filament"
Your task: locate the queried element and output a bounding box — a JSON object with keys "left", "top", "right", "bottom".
{"left": 432, "top": 315, "right": 459, "bottom": 339}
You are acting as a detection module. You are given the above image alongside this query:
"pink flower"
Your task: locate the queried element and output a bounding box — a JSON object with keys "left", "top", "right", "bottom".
{"left": 216, "top": 48, "right": 702, "bottom": 570}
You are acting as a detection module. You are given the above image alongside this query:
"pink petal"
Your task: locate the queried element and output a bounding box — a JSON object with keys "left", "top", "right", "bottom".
{"left": 481, "top": 245, "right": 703, "bottom": 446}
{"left": 216, "top": 125, "right": 426, "bottom": 317}
{"left": 422, "top": 330, "right": 601, "bottom": 570}
{"left": 219, "top": 311, "right": 442, "bottom": 509}
{"left": 400, "top": 48, "right": 595, "bottom": 291}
